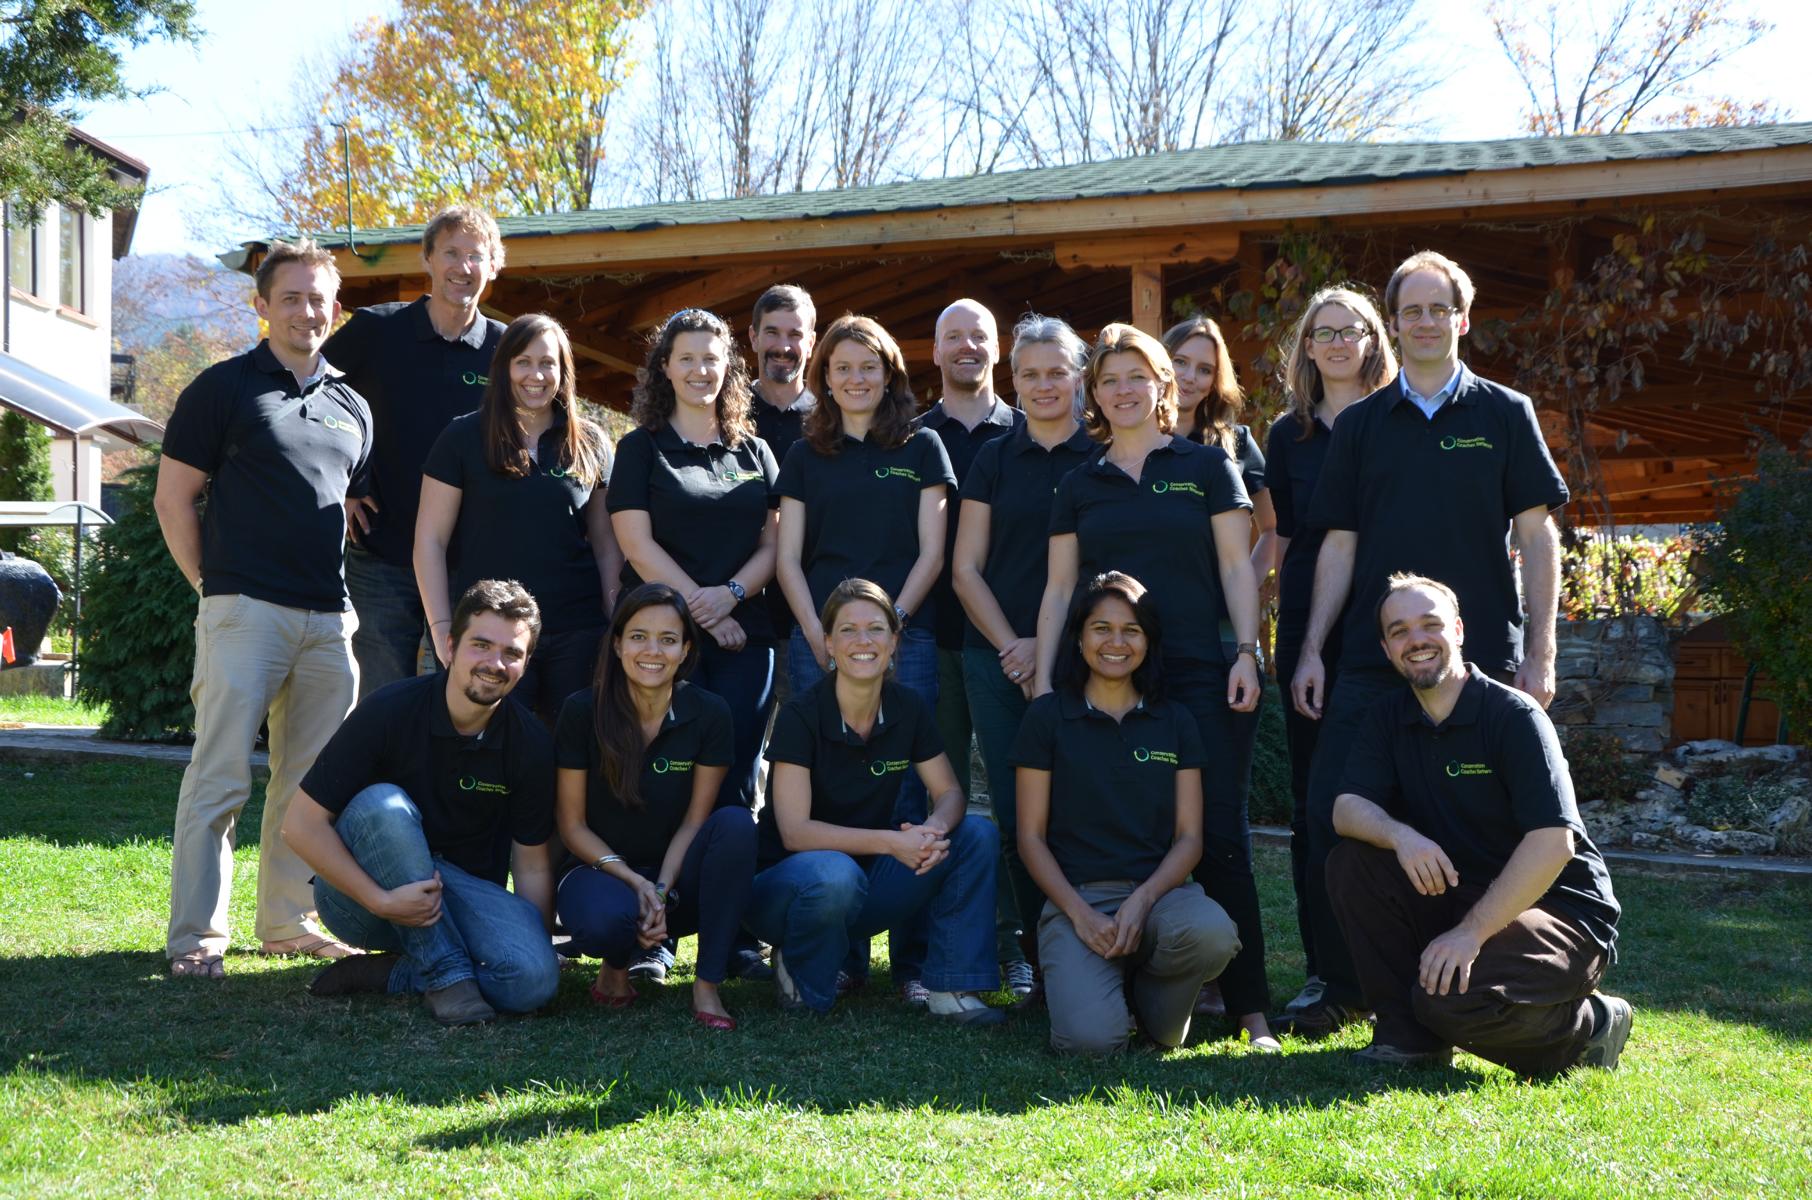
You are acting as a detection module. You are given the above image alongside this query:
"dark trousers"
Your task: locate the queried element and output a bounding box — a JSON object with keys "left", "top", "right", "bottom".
{"left": 555, "top": 807, "right": 757, "bottom": 984}
{"left": 694, "top": 637, "right": 778, "bottom": 811}
{"left": 1273, "top": 615, "right": 1337, "bottom": 978}
{"left": 1327, "top": 841, "right": 1606, "bottom": 1075}
{"left": 1168, "top": 657, "right": 1271, "bottom": 1017}
{"left": 1303, "top": 665, "right": 1403, "bottom": 1007}
{"left": 963, "top": 646, "right": 1042, "bottom": 965}
{"left": 345, "top": 545, "right": 427, "bottom": 700}
{"left": 516, "top": 624, "right": 606, "bottom": 733}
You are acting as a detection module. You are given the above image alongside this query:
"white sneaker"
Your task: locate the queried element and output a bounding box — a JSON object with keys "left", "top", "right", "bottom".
{"left": 926, "top": 990, "right": 1006, "bottom": 1027}
{"left": 1284, "top": 975, "right": 1326, "bottom": 1013}
{"left": 899, "top": 977, "right": 931, "bottom": 1007}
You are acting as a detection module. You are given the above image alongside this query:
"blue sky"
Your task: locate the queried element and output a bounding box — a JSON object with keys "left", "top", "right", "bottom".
{"left": 74, "top": 0, "right": 1812, "bottom": 260}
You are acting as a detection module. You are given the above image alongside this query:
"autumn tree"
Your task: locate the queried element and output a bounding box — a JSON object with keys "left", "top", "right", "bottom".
{"left": 224, "top": 0, "right": 643, "bottom": 231}
{"left": 1488, "top": 0, "right": 1778, "bottom": 136}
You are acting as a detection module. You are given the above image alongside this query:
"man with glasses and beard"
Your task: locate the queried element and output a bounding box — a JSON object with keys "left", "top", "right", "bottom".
{"left": 1325, "top": 575, "right": 1627, "bottom": 1074}
{"left": 280, "top": 580, "right": 560, "bottom": 1027}
{"left": 748, "top": 284, "right": 818, "bottom": 459}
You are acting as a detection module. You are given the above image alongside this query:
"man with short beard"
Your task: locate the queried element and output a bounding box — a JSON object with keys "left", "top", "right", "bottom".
{"left": 748, "top": 284, "right": 817, "bottom": 459}
{"left": 280, "top": 579, "right": 560, "bottom": 1027}
{"left": 1326, "top": 574, "right": 1628, "bottom": 1074}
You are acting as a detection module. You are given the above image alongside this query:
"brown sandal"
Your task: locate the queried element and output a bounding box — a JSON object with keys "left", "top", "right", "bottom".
{"left": 170, "top": 951, "right": 224, "bottom": 980}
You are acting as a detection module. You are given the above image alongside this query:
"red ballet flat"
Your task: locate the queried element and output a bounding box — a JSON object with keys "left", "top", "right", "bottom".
{"left": 692, "top": 1008, "right": 737, "bottom": 1031}
{"left": 589, "top": 980, "right": 637, "bottom": 1009}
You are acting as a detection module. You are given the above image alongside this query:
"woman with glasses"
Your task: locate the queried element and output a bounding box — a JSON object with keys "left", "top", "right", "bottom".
{"left": 1032, "top": 323, "right": 1277, "bottom": 1052}
{"left": 1265, "top": 286, "right": 1397, "bottom": 1014}
{"left": 414, "top": 313, "right": 619, "bottom": 727}
{"left": 611, "top": 308, "right": 781, "bottom": 813}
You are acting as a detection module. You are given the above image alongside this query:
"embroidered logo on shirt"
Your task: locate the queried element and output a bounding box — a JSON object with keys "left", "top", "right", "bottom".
{"left": 1440, "top": 436, "right": 1494, "bottom": 451}
{"left": 868, "top": 758, "right": 912, "bottom": 776}
{"left": 1445, "top": 761, "right": 1493, "bottom": 777}
{"left": 458, "top": 775, "right": 510, "bottom": 795}
{"left": 461, "top": 371, "right": 489, "bottom": 387}
{"left": 722, "top": 468, "right": 764, "bottom": 483}
{"left": 320, "top": 415, "right": 360, "bottom": 435}
{"left": 652, "top": 757, "right": 693, "bottom": 774}
{"left": 1132, "top": 747, "right": 1179, "bottom": 765}
{"left": 874, "top": 467, "right": 921, "bottom": 483}
{"left": 1150, "top": 480, "right": 1204, "bottom": 496}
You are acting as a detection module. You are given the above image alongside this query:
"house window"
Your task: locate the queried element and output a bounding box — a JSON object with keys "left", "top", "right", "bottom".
{"left": 6, "top": 204, "right": 35, "bottom": 296}
{"left": 59, "top": 206, "right": 86, "bottom": 313}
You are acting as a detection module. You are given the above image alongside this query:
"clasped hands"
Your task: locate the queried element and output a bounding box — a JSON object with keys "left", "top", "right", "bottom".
{"left": 687, "top": 585, "right": 747, "bottom": 650}
{"left": 888, "top": 822, "right": 951, "bottom": 875}
{"left": 1074, "top": 889, "right": 1155, "bottom": 960}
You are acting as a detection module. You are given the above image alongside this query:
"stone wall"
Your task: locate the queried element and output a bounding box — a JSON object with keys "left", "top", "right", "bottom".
{"left": 1550, "top": 616, "right": 1673, "bottom": 752}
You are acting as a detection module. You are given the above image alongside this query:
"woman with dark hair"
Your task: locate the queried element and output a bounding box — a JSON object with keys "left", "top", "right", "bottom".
{"left": 1032, "top": 322, "right": 1277, "bottom": 1050}
{"left": 747, "top": 578, "right": 1002, "bottom": 1024}
{"left": 951, "top": 313, "right": 1094, "bottom": 984}
{"left": 415, "top": 313, "right": 620, "bottom": 725}
{"left": 610, "top": 308, "right": 781, "bottom": 812}
{"left": 554, "top": 582, "right": 755, "bottom": 1029}
{"left": 1265, "top": 285, "right": 1397, "bottom": 1015}
{"left": 775, "top": 314, "right": 954, "bottom": 703}
{"left": 1015, "top": 572, "right": 1241, "bottom": 1054}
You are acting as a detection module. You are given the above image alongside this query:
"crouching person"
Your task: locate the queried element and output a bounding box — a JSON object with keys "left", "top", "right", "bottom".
{"left": 280, "top": 579, "right": 561, "bottom": 1026}
{"left": 1016, "top": 572, "right": 1242, "bottom": 1055}
{"left": 1328, "top": 574, "right": 1628, "bottom": 1073}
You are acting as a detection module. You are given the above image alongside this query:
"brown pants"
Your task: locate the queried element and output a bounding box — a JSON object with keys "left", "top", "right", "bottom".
{"left": 1327, "top": 841, "right": 1606, "bottom": 1075}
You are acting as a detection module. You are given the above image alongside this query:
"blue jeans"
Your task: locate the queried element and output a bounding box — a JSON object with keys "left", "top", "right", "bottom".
{"left": 963, "top": 646, "right": 1040, "bottom": 959}
{"left": 555, "top": 807, "right": 757, "bottom": 983}
{"left": 345, "top": 546, "right": 427, "bottom": 700}
{"left": 695, "top": 638, "right": 777, "bottom": 810}
{"left": 313, "top": 784, "right": 559, "bottom": 1013}
{"left": 746, "top": 817, "right": 1001, "bottom": 1012}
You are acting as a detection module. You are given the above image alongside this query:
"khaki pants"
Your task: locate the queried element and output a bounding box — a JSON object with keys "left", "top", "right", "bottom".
{"left": 166, "top": 594, "right": 358, "bottom": 957}
{"left": 1038, "top": 880, "right": 1240, "bottom": 1055}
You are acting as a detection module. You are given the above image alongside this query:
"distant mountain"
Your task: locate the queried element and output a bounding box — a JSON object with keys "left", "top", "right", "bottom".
{"left": 112, "top": 254, "right": 261, "bottom": 353}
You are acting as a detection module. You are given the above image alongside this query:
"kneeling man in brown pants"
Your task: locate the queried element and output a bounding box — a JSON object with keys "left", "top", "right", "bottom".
{"left": 1327, "top": 573, "right": 1631, "bottom": 1073}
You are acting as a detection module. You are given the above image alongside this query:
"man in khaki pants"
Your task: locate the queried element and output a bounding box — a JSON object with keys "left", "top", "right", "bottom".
{"left": 155, "top": 238, "right": 374, "bottom": 978}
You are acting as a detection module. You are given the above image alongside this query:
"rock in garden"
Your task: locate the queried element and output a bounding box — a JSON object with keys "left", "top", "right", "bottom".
{"left": 0, "top": 552, "right": 62, "bottom": 668}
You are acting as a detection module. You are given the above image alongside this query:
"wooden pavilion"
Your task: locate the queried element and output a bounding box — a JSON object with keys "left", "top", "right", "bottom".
{"left": 225, "top": 124, "right": 1812, "bottom": 525}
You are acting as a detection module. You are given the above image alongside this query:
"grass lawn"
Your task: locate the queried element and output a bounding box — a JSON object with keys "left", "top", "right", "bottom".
{"left": 2, "top": 759, "right": 1809, "bottom": 1198}
{"left": 0, "top": 695, "right": 109, "bottom": 727}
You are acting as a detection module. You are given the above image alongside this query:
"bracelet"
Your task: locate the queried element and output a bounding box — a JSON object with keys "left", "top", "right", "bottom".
{"left": 590, "top": 854, "right": 623, "bottom": 871}
{"left": 431, "top": 619, "right": 452, "bottom": 628}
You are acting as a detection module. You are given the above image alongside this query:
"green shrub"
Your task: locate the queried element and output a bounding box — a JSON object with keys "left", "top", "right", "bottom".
{"left": 1560, "top": 532, "right": 1694, "bottom": 621}
{"left": 77, "top": 457, "right": 196, "bottom": 741}
{"left": 1685, "top": 771, "right": 1798, "bottom": 831}
{"left": 1695, "top": 441, "right": 1812, "bottom": 745}
{"left": 1250, "top": 682, "right": 1292, "bottom": 827}
{"left": 1560, "top": 729, "right": 1649, "bottom": 806}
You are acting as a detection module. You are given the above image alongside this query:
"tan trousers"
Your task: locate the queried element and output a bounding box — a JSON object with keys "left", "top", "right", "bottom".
{"left": 166, "top": 594, "right": 357, "bottom": 957}
{"left": 1038, "top": 880, "right": 1240, "bottom": 1055}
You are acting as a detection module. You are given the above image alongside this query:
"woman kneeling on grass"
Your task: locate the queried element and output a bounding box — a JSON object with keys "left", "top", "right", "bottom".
{"left": 554, "top": 583, "right": 756, "bottom": 1031}
{"left": 747, "top": 577, "right": 1004, "bottom": 1024}
{"left": 1015, "top": 571, "right": 1243, "bottom": 1054}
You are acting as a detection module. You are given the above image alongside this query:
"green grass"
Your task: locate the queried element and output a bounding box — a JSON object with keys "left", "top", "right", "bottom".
{"left": 0, "top": 695, "right": 108, "bottom": 726}
{"left": 2, "top": 759, "right": 1809, "bottom": 1198}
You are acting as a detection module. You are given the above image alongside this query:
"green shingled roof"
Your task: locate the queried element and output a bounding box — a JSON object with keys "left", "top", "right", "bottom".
{"left": 228, "top": 122, "right": 1812, "bottom": 261}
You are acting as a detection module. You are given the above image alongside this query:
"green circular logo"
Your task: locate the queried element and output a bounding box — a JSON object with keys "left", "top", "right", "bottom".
{"left": 547, "top": 465, "right": 572, "bottom": 478}
{"left": 458, "top": 775, "right": 477, "bottom": 790}
{"left": 1441, "top": 435, "right": 1457, "bottom": 450}
{"left": 1445, "top": 761, "right": 1461, "bottom": 777}
{"left": 1150, "top": 480, "right": 1169, "bottom": 494}
{"left": 1133, "top": 747, "right": 1151, "bottom": 762}
{"left": 462, "top": 371, "right": 481, "bottom": 386}
{"left": 652, "top": 758, "right": 671, "bottom": 774}
{"left": 870, "top": 760, "right": 888, "bottom": 776}
{"left": 874, "top": 468, "right": 890, "bottom": 480}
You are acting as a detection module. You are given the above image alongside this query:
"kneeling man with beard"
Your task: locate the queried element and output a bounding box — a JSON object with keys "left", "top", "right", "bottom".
{"left": 1326, "top": 573, "right": 1630, "bottom": 1074}
{"left": 281, "top": 579, "right": 560, "bottom": 1026}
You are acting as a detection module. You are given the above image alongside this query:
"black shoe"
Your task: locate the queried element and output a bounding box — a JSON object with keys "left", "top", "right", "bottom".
{"left": 628, "top": 943, "right": 674, "bottom": 984}
{"left": 731, "top": 946, "right": 775, "bottom": 982}
{"left": 424, "top": 979, "right": 497, "bottom": 1027}
{"left": 308, "top": 952, "right": 399, "bottom": 997}
{"left": 1273, "top": 999, "right": 1373, "bottom": 1041}
{"left": 1354, "top": 1041, "right": 1452, "bottom": 1067}
{"left": 1578, "top": 993, "right": 1633, "bottom": 1070}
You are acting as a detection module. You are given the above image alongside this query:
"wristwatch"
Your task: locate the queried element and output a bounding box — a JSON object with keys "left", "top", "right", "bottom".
{"left": 894, "top": 604, "right": 909, "bottom": 624}
{"left": 1236, "top": 641, "right": 1265, "bottom": 671}
{"left": 726, "top": 579, "right": 747, "bottom": 602}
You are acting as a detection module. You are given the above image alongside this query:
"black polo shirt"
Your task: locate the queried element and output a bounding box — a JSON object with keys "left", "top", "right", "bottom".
{"left": 959, "top": 423, "right": 1096, "bottom": 650}
{"left": 914, "top": 397, "right": 1024, "bottom": 650}
{"left": 1265, "top": 412, "right": 1335, "bottom": 620}
{"left": 1049, "top": 437, "right": 1250, "bottom": 664}
{"left": 776, "top": 429, "right": 956, "bottom": 632}
{"left": 757, "top": 678, "right": 944, "bottom": 868}
{"left": 1012, "top": 690, "right": 1207, "bottom": 886}
{"left": 1304, "top": 365, "right": 1569, "bottom": 675}
{"left": 1340, "top": 665, "right": 1619, "bottom": 955}
{"left": 300, "top": 673, "right": 556, "bottom": 886}
{"left": 161, "top": 341, "right": 372, "bottom": 612}
{"left": 553, "top": 681, "right": 735, "bottom": 874}
{"left": 752, "top": 390, "right": 815, "bottom": 462}
{"left": 606, "top": 423, "right": 781, "bottom": 641}
{"left": 1186, "top": 423, "right": 1266, "bottom": 499}
{"left": 322, "top": 298, "right": 505, "bottom": 568}
{"left": 422, "top": 412, "right": 611, "bottom": 636}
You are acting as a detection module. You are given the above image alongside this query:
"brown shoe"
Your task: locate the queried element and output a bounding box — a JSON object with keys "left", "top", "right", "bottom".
{"left": 308, "top": 952, "right": 399, "bottom": 997}
{"left": 425, "top": 979, "right": 496, "bottom": 1027}
{"left": 1274, "top": 999, "right": 1373, "bottom": 1041}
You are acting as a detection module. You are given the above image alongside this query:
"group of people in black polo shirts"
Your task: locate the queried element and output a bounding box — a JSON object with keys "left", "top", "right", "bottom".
{"left": 155, "top": 207, "right": 1631, "bottom": 1074}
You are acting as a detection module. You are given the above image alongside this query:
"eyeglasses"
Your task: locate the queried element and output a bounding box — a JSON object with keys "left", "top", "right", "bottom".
{"left": 1309, "top": 325, "right": 1369, "bottom": 345}
{"left": 1395, "top": 303, "right": 1460, "bottom": 324}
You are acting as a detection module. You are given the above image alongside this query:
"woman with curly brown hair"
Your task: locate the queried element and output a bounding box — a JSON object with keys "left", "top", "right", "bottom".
{"left": 610, "top": 307, "right": 782, "bottom": 813}
{"left": 414, "top": 312, "right": 619, "bottom": 728}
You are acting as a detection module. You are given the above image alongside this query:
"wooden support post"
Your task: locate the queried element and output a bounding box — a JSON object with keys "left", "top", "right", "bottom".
{"left": 1131, "top": 263, "right": 1162, "bottom": 335}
